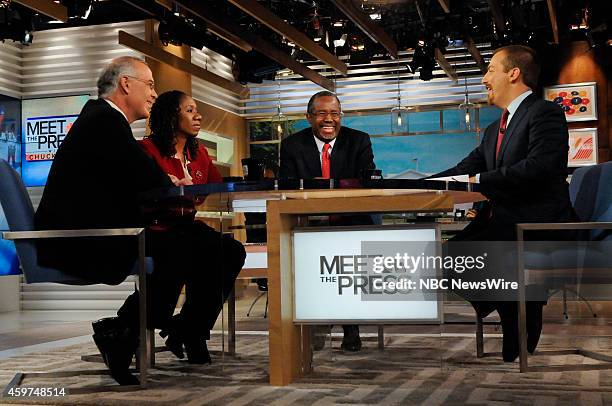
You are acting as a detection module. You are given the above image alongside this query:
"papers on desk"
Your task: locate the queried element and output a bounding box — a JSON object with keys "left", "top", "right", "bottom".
{"left": 231, "top": 199, "right": 269, "bottom": 213}
{"left": 429, "top": 174, "right": 470, "bottom": 183}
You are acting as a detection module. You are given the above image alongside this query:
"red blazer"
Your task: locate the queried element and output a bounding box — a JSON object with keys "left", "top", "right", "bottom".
{"left": 139, "top": 138, "right": 222, "bottom": 184}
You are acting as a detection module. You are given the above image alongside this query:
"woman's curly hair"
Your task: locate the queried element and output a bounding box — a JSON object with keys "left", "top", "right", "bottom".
{"left": 147, "top": 90, "right": 199, "bottom": 159}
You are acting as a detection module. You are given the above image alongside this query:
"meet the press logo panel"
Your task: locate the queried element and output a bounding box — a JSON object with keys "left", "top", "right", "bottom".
{"left": 24, "top": 114, "right": 78, "bottom": 161}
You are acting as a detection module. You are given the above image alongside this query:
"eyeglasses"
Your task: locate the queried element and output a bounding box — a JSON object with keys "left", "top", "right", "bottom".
{"left": 312, "top": 111, "right": 343, "bottom": 119}
{"left": 124, "top": 75, "right": 155, "bottom": 91}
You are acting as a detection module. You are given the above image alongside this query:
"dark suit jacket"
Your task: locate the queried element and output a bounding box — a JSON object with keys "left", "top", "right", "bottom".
{"left": 35, "top": 99, "right": 172, "bottom": 284}
{"left": 279, "top": 126, "right": 376, "bottom": 225}
{"left": 279, "top": 126, "right": 375, "bottom": 179}
{"left": 434, "top": 94, "right": 574, "bottom": 226}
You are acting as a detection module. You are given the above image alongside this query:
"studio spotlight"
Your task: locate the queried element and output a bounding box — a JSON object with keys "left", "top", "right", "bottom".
{"left": 0, "top": 4, "right": 34, "bottom": 45}
{"left": 348, "top": 33, "right": 365, "bottom": 52}
{"left": 407, "top": 40, "right": 436, "bottom": 81}
{"left": 22, "top": 30, "right": 33, "bottom": 44}
{"left": 333, "top": 33, "right": 347, "bottom": 48}
{"left": 158, "top": 16, "right": 207, "bottom": 50}
{"left": 64, "top": 0, "right": 93, "bottom": 20}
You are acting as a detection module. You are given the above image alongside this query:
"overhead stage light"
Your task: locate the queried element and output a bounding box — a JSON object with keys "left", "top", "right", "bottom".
{"left": 0, "top": 3, "right": 34, "bottom": 45}
{"left": 158, "top": 16, "right": 207, "bottom": 50}
{"left": 407, "top": 40, "right": 436, "bottom": 81}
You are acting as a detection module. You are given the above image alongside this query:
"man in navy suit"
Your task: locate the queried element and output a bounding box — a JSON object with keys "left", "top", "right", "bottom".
{"left": 280, "top": 91, "right": 375, "bottom": 351}
{"left": 435, "top": 45, "right": 575, "bottom": 361}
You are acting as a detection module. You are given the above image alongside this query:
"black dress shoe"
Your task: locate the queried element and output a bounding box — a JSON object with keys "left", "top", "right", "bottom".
{"left": 91, "top": 317, "right": 139, "bottom": 385}
{"left": 159, "top": 319, "right": 186, "bottom": 361}
{"left": 184, "top": 338, "right": 212, "bottom": 365}
{"left": 341, "top": 325, "right": 362, "bottom": 352}
{"left": 160, "top": 315, "right": 211, "bottom": 364}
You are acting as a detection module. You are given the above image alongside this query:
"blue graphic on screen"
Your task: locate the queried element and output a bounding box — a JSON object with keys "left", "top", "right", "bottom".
{"left": 21, "top": 95, "right": 89, "bottom": 187}
{"left": 0, "top": 96, "right": 22, "bottom": 276}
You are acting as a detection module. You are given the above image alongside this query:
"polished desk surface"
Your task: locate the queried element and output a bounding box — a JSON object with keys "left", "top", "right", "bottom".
{"left": 150, "top": 177, "right": 483, "bottom": 196}
{"left": 146, "top": 177, "right": 486, "bottom": 209}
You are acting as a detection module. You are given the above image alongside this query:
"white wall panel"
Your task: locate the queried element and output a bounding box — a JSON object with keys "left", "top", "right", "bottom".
{"left": 191, "top": 46, "right": 242, "bottom": 114}
{"left": 21, "top": 21, "right": 146, "bottom": 99}
{"left": 0, "top": 41, "right": 22, "bottom": 98}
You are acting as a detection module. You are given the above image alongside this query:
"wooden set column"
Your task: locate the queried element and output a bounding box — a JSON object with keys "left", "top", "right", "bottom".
{"left": 144, "top": 19, "right": 191, "bottom": 95}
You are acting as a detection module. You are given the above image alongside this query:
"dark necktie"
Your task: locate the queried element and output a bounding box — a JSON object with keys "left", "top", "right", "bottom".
{"left": 495, "top": 109, "right": 510, "bottom": 158}
{"left": 321, "top": 143, "right": 331, "bottom": 179}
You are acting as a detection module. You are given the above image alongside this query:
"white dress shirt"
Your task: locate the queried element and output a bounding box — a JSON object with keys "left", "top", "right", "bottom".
{"left": 102, "top": 98, "right": 129, "bottom": 124}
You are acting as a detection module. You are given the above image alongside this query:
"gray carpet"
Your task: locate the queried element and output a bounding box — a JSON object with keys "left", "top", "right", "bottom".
{"left": 1, "top": 333, "right": 612, "bottom": 405}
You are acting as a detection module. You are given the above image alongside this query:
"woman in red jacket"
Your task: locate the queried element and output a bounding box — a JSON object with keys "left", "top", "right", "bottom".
{"left": 142, "top": 90, "right": 242, "bottom": 364}
{"left": 141, "top": 90, "right": 222, "bottom": 186}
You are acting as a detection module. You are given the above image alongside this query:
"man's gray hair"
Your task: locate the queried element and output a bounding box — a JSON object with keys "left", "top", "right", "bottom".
{"left": 97, "top": 56, "right": 147, "bottom": 98}
{"left": 306, "top": 91, "right": 341, "bottom": 114}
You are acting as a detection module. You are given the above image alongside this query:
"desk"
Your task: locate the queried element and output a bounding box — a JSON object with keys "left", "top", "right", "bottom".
{"left": 261, "top": 189, "right": 480, "bottom": 386}
{"left": 171, "top": 181, "right": 484, "bottom": 386}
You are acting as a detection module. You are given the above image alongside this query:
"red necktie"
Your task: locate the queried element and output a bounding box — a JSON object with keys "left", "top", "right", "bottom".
{"left": 321, "top": 143, "right": 331, "bottom": 179}
{"left": 495, "top": 109, "right": 510, "bottom": 158}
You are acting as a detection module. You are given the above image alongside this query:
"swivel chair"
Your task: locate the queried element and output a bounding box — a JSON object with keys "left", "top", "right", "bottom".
{"left": 515, "top": 161, "right": 612, "bottom": 371}
{"left": 476, "top": 162, "right": 612, "bottom": 360}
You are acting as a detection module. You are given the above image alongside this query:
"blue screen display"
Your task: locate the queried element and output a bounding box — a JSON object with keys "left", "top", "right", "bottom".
{"left": 0, "top": 96, "right": 22, "bottom": 276}
{"left": 0, "top": 203, "right": 20, "bottom": 276}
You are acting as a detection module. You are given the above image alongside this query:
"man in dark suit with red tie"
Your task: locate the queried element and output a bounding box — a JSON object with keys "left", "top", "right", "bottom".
{"left": 279, "top": 91, "right": 375, "bottom": 181}
{"left": 279, "top": 91, "right": 375, "bottom": 351}
{"left": 434, "top": 45, "right": 575, "bottom": 361}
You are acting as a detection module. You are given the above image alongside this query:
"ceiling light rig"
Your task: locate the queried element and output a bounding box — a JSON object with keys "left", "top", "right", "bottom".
{"left": 64, "top": 0, "right": 93, "bottom": 20}
{"left": 458, "top": 52, "right": 476, "bottom": 132}
{"left": 407, "top": 39, "right": 435, "bottom": 81}
{"left": 360, "top": 0, "right": 381, "bottom": 21}
{"left": 0, "top": 2, "right": 34, "bottom": 45}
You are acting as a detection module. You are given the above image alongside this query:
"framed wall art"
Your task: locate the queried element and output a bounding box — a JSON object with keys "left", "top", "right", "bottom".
{"left": 544, "top": 82, "right": 597, "bottom": 122}
{"left": 568, "top": 128, "right": 598, "bottom": 167}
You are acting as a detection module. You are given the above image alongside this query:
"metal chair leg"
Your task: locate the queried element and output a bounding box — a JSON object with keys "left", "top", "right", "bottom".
{"left": 228, "top": 287, "right": 236, "bottom": 356}
{"left": 263, "top": 293, "right": 269, "bottom": 319}
{"left": 247, "top": 292, "right": 267, "bottom": 317}
{"left": 136, "top": 233, "right": 148, "bottom": 387}
{"left": 565, "top": 287, "right": 598, "bottom": 318}
{"left": 148, "top": 330, "right": 155, "bottom": 367}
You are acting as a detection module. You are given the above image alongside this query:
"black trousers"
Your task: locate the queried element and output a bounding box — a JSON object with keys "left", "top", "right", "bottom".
{"left": 447, "top": 212, "right": 580, "bottom": 327}
{"left": 448, "top": 216, "right": 525, "bottom": 317}
{"left": 118, "top": 221, "right": 246, "bottom": 338}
